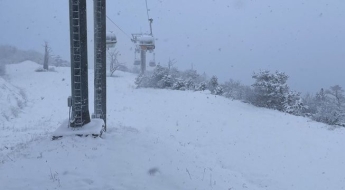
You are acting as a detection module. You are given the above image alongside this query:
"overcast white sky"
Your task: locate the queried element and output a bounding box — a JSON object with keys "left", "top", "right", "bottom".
{"left": 0, "top": 0, "right": 344, "bottom": 93}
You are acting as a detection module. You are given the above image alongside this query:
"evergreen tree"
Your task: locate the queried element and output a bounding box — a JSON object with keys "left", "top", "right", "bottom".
{"left": 301, "top": 93, "right": 317, "bottom": 116}
{"left": 151, "top": 65, "right": 170, "bottom": 88}
{"left": 252, "top": 70, "right": 289, "bottom": 111}
{"left": 208, "top": 75, "right": 219, "bottom": 94}
{"left": 172, "top": 79, "right": 186, "bottom": 90}
{"left": 157, "top": 74, "right": 174, "bottom": 89}
{"left": 327, "top": 85, "right": 345, "bottom": 108}
{"left": 196, "top": 82, "right": 207, "bottom": 91}
{"left": 135, "top": 73, "right": 152, "bottom": 88}
{"left": 312, "top": 86, "right": 345, "bottom": 125}
{"left": 222, "top": 79, "right": 242, "bottom": 99}
{"left": 214, "top": 86, "right": 224, "bottom": 95}
{"left": 284, "top": 91, "right": 306, "bottom": 115}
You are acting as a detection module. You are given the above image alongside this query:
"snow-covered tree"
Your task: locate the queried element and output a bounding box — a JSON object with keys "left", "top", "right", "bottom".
{"left": 221, "top": 79, "right": 247, "bottom": 100}
{"left": 51, "top": 55, "right": 70, "bottom": 67}
{"left": 208, "top": 75, "right": 219, "bottom": 94}
{"left": 181, "top": 69, "right": 198, "bottom": 80}
{"left": 196, "top": 82, "right": 207, "bottom": 91}
{"left": 180, "top": 70, "right": 196, "bottom": 90}
{"left": 301, "top": 93, "right": 317, "bottom": 116}
{"left": 311, "top": 86, "right": 345, "bottom": 125}
{"left": 284, "top": 91, "right": 306, "bottom": 115}
{"left": 167, "top": 58, "right": 176, "bottom": 70}
{"left": 169, "top": 67, "right": 180, "bottom": 80}
{"left": 157, "top": 74, "right": 173, "bottom": 89}
{"left": 135, "top": 65, "right": 175, "bottom": 89}
{"left": 242, "top": 86, "right": 255, "bottom": 103}
{"left": 172, "top": 79, "right": 186, "bottom": 90}
{"left": 327, "top": 85, "right": 345, "bottom": 108}
{"left": 108, "top": 49, "right": 125, "bottom": 76}
{"left": 312, "top": 100, "right": 342, "bottom": 125}
{"left": 151, "top": 65, "right": 171, "bottom": 88}
{"left": 252, "top": 70, "right": 289, "bottom": 111}
{"left": 214, "top": 86, "right": 224, "bottom": 95}
{"left": 135, "top": 64, "right": 208, "bottom": 93}
{"left": 135, "top": 73, "right": 152, "bottom": 88}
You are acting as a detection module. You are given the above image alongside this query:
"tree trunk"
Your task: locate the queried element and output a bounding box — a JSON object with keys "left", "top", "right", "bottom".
{"left": 43, "top": 42, "right": 49, "bottom": 70}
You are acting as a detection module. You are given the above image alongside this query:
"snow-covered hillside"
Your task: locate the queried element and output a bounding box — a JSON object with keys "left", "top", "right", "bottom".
{"left": 0, "top": 77, "right": 26, "bottom": 122}
{"left": 0, "top": 75, "right": 27, "bottom": 154}
{"left": 0, "top": 61, "right": 344, "bottom": 190}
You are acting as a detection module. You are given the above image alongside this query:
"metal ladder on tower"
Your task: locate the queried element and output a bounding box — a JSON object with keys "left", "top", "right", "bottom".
{"left": 72, "top": 0, "right": 83, "bottom": 127}
{"left": 94, "top": 0, "right": 103, "bottom": 119}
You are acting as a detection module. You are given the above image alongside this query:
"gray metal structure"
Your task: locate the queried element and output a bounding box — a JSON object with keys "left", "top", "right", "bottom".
{"left": 69, "top": 0, "right": 91, "bottom": 127}
{"left": 93, "top": 0, "right": 107, "bottom": 131}
{"left": 132, "top": 19, "right": 155, "bottom": 73}
{"left": 140, "top": 49, "right": 147, "bottom": 73}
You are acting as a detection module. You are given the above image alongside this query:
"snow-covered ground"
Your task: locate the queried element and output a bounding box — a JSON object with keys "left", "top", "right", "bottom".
{"left": 0, "top": 76, "right": 26, "bottom": 129}
{"left": 0, "top": 61, "right": 344, "bottom": 190}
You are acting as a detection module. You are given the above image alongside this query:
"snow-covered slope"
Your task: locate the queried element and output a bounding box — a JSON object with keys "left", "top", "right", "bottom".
{"left": 0, "top": 61, "right": 344, "bottom": 190}
{"left": 0, "top": 75, "right": 27, "bottom": 154}
{"left": 0, "top": 77, "right": 25, "bottom": 122}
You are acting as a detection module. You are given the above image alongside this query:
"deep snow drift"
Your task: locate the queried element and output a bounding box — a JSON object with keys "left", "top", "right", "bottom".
{"left": 0, "top": 61, "right": 344, "bottom": 190}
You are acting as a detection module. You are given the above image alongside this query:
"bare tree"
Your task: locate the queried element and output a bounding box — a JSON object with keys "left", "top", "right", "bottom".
{"left": 108, "top": 49, "right": 124, "bottom": 76}
{"left": 327, "top": 85, "right": 345, "bottom": 108}
{"left": 167, "top": 58, "right": 176, "bottom": 70}
{"left": 43, "top": 41, "right": 51, "bottom": 70}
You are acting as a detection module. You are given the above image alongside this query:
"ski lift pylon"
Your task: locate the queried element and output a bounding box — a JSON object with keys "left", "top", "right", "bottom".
{"left": 135, "top": 46, "right": 140, "bottom": 53}
{"left": 130, "top": 2, "right": 156, "bottom": 72}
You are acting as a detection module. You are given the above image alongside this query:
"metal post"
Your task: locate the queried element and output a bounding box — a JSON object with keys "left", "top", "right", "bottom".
{"left": 149, "top": 18, "right": 153, "bottom": 35}
{"left": 69, "top": 0, "right": 91, "bottom": 127}
{"left": 140, "top": 48, "right": 146, "bottom": 73}
{"left": 93, "top": 0, "right": 107, "bottom": 130}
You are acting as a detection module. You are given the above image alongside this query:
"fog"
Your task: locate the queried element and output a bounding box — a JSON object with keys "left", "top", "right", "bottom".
{"left": 1, "top": 0, "right": 344, "bottom": 93}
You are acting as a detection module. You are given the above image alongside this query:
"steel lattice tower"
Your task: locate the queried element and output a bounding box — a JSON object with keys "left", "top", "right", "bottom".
{"left": 93, "top": 0, "right": 107, "bottom": 131}
{"left": 69, "top": 0, "right": 91, "bottom": 127}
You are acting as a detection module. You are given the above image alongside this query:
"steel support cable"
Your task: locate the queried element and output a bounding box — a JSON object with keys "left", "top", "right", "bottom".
{"left": 106, "top": 15, "right": 132, "bottom": 40}
{"left": 145, "top": 0, "right": 150, "bottom": 20}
